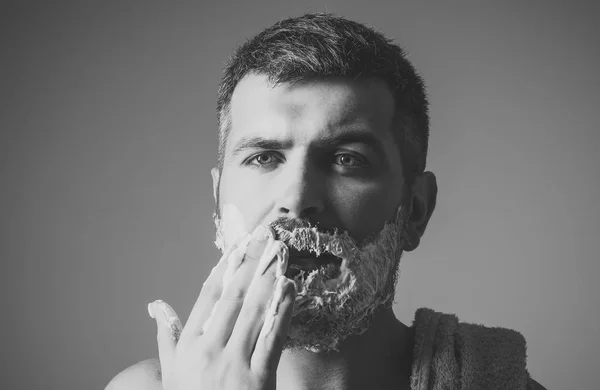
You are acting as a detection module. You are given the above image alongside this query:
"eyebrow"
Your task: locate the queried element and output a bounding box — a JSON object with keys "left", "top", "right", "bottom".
{"left": 230, "top": 137, "right": 294, "bottom": 157}
{"left": 230, "top": 130, "right": 386, "bottom": 157}
{"left": 316, "top": 131, "right": 386, "bottom": 155}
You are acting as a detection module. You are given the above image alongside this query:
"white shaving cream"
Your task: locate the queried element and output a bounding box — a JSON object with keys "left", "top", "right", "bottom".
{"left": 214, "top": 204, "right": 409, "bottom": 353}
{"left": 214, "top": 203, "right": 248, "bottom": 253}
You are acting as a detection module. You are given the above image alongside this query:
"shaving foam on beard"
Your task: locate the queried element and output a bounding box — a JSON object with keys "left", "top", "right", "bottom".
{"left": 214, "top": 203, "right": 248, "bottom": 253}
{"left": 272, "top": 206, "right": 408, "bottom": 353}
{"left": 213, "top": 203, "right": 254, "bottom": 294}
{"left": 214, "top": 204, "right": 410, "bottom": 353}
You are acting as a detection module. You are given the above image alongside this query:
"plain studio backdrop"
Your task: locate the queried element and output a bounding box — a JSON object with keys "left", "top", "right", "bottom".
{"left": 2, "top": 1, "right": 599, "bottom": 389}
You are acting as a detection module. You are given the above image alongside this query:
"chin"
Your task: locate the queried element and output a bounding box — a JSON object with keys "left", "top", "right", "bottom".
{"left": 214, "top": 205, "right": 409, "bottom": 353}
{"left": 283, "top": 231, "right": 404, "bottom": 353}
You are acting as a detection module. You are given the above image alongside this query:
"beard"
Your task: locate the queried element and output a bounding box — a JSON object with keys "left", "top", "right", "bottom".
{"left": 213, "top": 204, "right": 409, "bottom": 353}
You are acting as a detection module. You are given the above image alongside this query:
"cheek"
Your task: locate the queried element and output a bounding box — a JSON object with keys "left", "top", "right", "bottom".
{"left": 219, "top": 168, "right": 270, "bottom": 231}
{"left": 331, "top": 180, "right": 400, "bottom": 242}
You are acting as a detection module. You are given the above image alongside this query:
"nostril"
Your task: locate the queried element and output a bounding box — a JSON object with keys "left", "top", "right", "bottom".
{"left": 278, "top": 205, "right": 322, "bottom": 220}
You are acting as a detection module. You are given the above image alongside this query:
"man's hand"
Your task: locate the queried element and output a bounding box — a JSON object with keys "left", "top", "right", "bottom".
{"left": 147, "top": 225, "right": 296, "bottom": 390}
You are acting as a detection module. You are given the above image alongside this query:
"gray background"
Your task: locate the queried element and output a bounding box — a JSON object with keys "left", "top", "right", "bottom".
{"left": 2, "top": 1, "right": 599, "bottom": 389}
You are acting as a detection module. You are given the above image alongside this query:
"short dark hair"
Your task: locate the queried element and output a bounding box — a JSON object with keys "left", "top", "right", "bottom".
{"left": 216, "top": 13, "right": 429, "bottom": 188}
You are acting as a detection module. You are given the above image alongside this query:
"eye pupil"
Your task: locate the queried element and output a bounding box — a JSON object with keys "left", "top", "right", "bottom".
{"left": 339, "top": 155, "right": 354, "bottom": 165}
{"left": 258, "top": 154, "right": 271, "bottom": 163}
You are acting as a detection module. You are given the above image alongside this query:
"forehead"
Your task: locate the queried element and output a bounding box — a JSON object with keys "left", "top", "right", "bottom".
{"left": 226, "top": 73, "right": 397, "bottom": 154}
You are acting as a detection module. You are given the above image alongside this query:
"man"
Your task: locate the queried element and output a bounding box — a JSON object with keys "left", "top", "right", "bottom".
{"left": 107, "top": 13, "right": 547, "bottom": 390}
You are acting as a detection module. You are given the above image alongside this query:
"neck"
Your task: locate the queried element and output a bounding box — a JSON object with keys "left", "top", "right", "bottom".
{"left": 276, "top": 307, "right": 414, "bottom": 390}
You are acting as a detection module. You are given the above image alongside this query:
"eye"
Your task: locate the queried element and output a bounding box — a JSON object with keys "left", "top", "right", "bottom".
{"left": 334, "top": 153, "right": 367, "bottom": 167}
{"left": 245, "top": 152, "right": 282, "bottom": 167}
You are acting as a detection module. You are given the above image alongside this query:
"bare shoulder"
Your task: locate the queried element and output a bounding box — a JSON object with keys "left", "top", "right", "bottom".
{"left": 105, "top": 358, "right": 163, "bottom": 390}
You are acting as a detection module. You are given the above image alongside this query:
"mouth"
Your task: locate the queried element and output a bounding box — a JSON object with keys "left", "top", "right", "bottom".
{"left": 285, "top": 248, "right": 343, "bottom": 280}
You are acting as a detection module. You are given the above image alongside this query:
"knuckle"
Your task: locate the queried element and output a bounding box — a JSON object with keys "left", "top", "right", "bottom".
{"left": 262, "top": 272, "right": 278, "bottom": 286}
{"left": 221, "top": 282, "right": 248, "bottom": 301}
{"left": 195, "top": 341, "right": 218, "bottom": 363}
{"left": 245, "top": 240, "right": 269, "bottom": 261}
{"left": 225, "top": 357, "right": 246, "bottom": 375}
{"left": 223, "top": 347, "right": 246, "bottom": 367}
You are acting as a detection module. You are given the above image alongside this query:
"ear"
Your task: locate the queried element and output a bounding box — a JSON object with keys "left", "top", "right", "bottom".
{"left": 404, "top": 171, "right": 437, "bottom": 252}
{"left": 211, "top": 167, "right": 220, "bottom": 203}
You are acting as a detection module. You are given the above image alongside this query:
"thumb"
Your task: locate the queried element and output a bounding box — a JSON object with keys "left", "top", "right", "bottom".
{"left": 148, "top": 299, "right": 181, "bottom": 375}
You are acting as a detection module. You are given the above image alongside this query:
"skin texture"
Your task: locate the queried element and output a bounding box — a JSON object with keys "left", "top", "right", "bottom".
{"left": 215, "top": 200, "right": 411, "bottom": 353}
{"left": 215, "top": 74, "right": 406, "bottom": 243}
{"left": 144, "top": 225, "right": 298, "bottom": 390}
{"left": 211, "top": 74, "right": 437, "bottom": 389}
{"left": 105, "top": 74, "right": 438, "bottom": 390}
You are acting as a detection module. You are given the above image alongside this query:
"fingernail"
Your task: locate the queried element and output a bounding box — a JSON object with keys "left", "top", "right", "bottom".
{"left": 261, "top": 276, "right": 288, "bottom": 336}
{"left": 201, "top": 306, "right": 217, "bottom": 334}
{"left": 147, "top": 301, "right": 156, "bottom": 319}
{"left": 221, "top": 233, "right": 253, "bottom": 288}
{"left": 276, "top": 276, "right": 289, "bottom": 303}
{"left": 271, "top": 276, "right": 288, "bottom": 314}
{"left": 236, "top": 233, "right": 253, "bottom": 253}
{"left": 252, "top": 225, "right": 272, "bottom": 242}
{"left": 255, "top": 238, "right": 281, "bottom": 276}
{"left": 152, "top": 300, "right": 182, "bottom": 341}
{"left": 276, "top": 244, "right": 289, "bottom": 278}
{"left": 223, "top": 244, "right": 245, "bottom": 288}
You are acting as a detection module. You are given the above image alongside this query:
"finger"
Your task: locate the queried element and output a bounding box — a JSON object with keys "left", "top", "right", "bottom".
{"left": 179, "top": 242, "right": 242, "bottom": 344}
{"left": 227, "top": 239, "right": 288, "bottom": 357}
{"left": 180, "top": 228, "right": 259, "bottom": 343}
{"left": 148, "top": 299, "right": 182, "bottom": 376}
{"left": 250, "top": 276, "right": 296, "bottom": 376}
{"left": 201, "top": 225, "right": 274, "bottom": 346}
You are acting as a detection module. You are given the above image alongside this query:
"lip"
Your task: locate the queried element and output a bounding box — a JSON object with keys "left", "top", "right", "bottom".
{"left": 286, "top": 249, "right": 342, "bottom": 278}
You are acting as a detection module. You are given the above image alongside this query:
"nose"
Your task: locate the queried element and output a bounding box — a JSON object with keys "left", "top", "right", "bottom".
{"left": 274, "top": 160, "right": 325, "bottom": 220}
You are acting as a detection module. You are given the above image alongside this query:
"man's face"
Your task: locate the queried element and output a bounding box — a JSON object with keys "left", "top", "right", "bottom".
{"left": 212, "top": 74, "right": 408, "bottom": 351}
